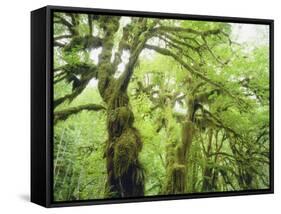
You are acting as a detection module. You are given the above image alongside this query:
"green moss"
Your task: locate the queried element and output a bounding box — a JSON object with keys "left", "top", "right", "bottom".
{"left": 113, "top": 128, "right": 138, "bottom": 177}
{"left": 108, "top": 92, "right": 129, "bottom": 109}
{"left": 97, "top": 67, "right": 111, "bottom": 98}
{"left": 107, "top": 106, "right": 135, "bottom": 138}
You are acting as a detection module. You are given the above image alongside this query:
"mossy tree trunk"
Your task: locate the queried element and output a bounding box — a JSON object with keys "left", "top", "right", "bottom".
{"left": 95, "top": 17, "right": 154, "bottom": 197}
{"left": 54, "top": 14, "right": 155, "bottom": 197}
{"left": 164, "top": 98, "right": 194, "bottom": 194}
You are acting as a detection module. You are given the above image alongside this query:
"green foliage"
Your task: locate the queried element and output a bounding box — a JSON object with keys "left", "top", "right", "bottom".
{"left": 53, "top": 12, "right": 270, "bottom": 201}
{"left": 53, "top": 101, "right": 107, "bottom": 200}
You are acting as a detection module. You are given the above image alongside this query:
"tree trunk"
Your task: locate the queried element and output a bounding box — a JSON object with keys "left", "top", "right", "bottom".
{"left": 164, "top": 93, "right": 197, "bottom": 194}
{"left": 165, "top": 120, "right": 193, "bottom": 194}
{"left": 104, "top": 90, "right": 145, "bottom": 197}
{"left": 95, "top": 17, "right": 148, "bottom": 198}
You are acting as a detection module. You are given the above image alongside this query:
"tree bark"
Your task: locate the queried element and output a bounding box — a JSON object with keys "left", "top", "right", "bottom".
{"left": 54, "top": 104, "right": 106, "bottom": 124}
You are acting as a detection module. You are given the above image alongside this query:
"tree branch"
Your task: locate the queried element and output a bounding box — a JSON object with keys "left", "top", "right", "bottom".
{"left": 54, "top": 15, "right": 73, "bottom": 29}
{"left": 202, "top": 108, "right": 242, "bottom": 138}
{"left": 153, "top": 26, "right": 222, "bottom": 37}
{"left": 54, "top": 62, "right": 97, "bottom": 77}
{"left": 54, "top": 41, "right": 65, "bottom": 48}
{"left": 54, "top": 104, "right": 106, "bottom": 124}
{"left": 54, "top": 35, "right": 72, "bottom": 40}
{"left": 144, "top": 44, "right": 246, "bottom": 106}
{"left": 63, "top": 35, "right": 103, "bottom": 52}
{"left": 54, "top": 14, "right": 76, "bottom": 35}
{"left": 117, "top": 21, "right": 157, "bottom": 92}
{"left": 88, "top": 14, "right": 93, "bottom": 36}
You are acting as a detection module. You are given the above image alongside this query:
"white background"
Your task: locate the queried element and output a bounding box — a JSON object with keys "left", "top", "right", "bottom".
{"left": 0, "top": 0, "right": 279, "bottom": 213}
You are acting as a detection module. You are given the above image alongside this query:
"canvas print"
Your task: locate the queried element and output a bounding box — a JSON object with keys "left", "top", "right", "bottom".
{"left": 53, "top": 12, "right": 270, "bottom": 202}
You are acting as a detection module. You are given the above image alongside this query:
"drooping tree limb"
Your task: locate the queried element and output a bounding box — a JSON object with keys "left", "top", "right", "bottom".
{"left": 54, "top": 14, "right": 73, "bottom": 29}
{"left": 53, "top": 63, "right": 98, "bottom": 108}
{"left": 54, "top": 72, "right": 67, "bottom": 84}
{"left": 54, "top": 14, "right": 78, "bottom": 36}
{"left": 144, "top": 44, "right": 246, "bottom": 106}
{"left": 54, "top": 94, "right": 73, "bottom": 109}
{"left": 157, "top": 34, "right": 198, "bottom": 63}
{"left": 53, "top": 14, "right": 101, "bottom": 109}
{"left": 145, "top": 44, "right": 220, "bottom": 86}
{"left": 202, "top": 108, "right": 242, "bottom": 138}
{"left": 54, "top": 35, "right": 73, "bottom": 40}
{"left": 53, "top": 76, "right": 95, "bottom": 109}
{"left": 63, "top": 35, "right": 103, "bottom": 52}
{"left": 201, "top": 36, "right": 227, "bottom": 65}
{"left": 54, "top": 41, "right": 65, "bottom": 48}
{"left": 54, "top": 62, "right": 97, "bottom": 78}
{"left": 155, "top": 26, "right": 231, "bottom": 68}
{"left": 159, "top": 31, "right": 200, "bottom": 51}
{"left": 54, "top": 13, "right": 101, "bottom": 52}
{"left": 54, "top": 103, "right": 106, "bottom": 124}
{"left": 153, "top": 26, "right": 222, "bottom": 37}
{"left": 170, "top": 32, "right": 202, "bottom": 46}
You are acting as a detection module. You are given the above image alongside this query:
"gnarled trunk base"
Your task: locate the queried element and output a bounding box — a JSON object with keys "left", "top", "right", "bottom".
{"left": 104, "top": 92, "right": 145, "bottom": 198}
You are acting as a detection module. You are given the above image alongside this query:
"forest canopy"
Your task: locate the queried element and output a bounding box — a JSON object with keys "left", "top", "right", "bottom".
{"left": 52, "top": 12, "right": 270, "bottom": 201}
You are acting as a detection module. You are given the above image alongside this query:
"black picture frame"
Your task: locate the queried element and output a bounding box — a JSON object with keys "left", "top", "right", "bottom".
{"left": 31, "top": 5, "right": 274, "bottom": 208}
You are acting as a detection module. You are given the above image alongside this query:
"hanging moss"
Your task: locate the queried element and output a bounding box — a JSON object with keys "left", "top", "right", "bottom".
{"left": 103, "top": 126, "right": 144, "bottom": 197}
{"left": 63, "top": 35, "right": 102, "bottom": 52}
{"left": 113, "top": 128, "right": 139, "bottom": 177}
{"left": 104, "top": 91, "right": 145, "bottom": 197}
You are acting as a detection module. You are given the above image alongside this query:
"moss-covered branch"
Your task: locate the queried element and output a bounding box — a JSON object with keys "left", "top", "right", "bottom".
{"left": 144, "top": 44, "right": 246, "bottom": 105}
{"left": 153, "top": 26, "right": 222, "bottom": 37}
{"left": 97, "top": 17, "right": 120, "bottom": 100}
{"left": 53, "top": 62, "right": 98, "bottom": 108}
{"left": 202, "top": 108, "right": 242, "bottom": 138}
{"left": 63, "top": 35, "right": 103, "bottom": 51}
{"left": 54, "top": 103, "right": 106, "bottom": 124}
{"left": 54, "top": 63, "right": 97, "bottom": 79}
{"left": 117, "top": 20, "right": 157, "bottom": 92}
{"left": 54, "top": 13, "right": 78, "bottom": 36}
